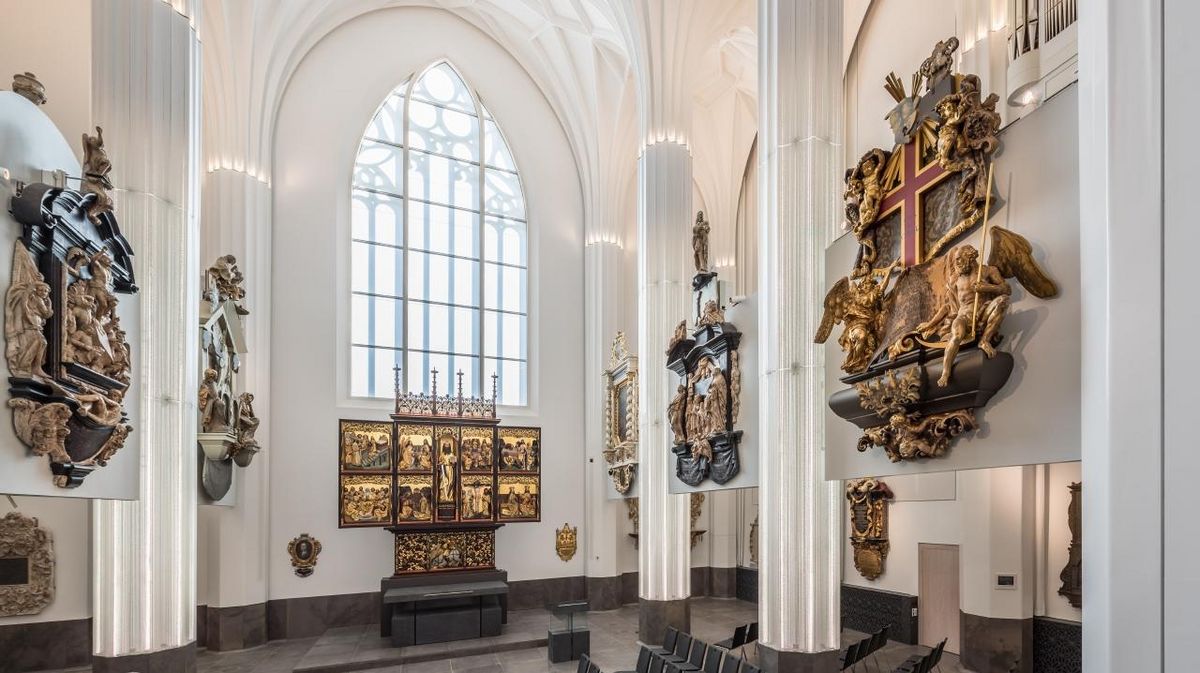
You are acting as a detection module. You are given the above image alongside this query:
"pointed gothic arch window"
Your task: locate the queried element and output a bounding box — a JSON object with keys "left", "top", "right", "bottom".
{"left": 351, "top": 62, "right": 528, "bottom": 405}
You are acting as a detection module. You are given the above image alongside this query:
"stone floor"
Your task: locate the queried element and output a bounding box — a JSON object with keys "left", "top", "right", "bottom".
{"left": 50, "top": 598, "right": 973, "bottom": 672}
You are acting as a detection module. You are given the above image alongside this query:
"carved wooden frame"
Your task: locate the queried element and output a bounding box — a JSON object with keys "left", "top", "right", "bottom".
{"left": 0, "top": 512, "right": 54, "bottom": 616}
{"left": 603, "top": 331, "right": 638, "bottom": 495}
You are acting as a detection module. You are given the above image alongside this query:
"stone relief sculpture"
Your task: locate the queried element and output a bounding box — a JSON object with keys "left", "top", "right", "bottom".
{"left": 5, "top": 242, "right": 52, "bottom": 379}
{"left": 197, "top": 255, "right": 262, "bottom": 500}
{"left": 0, "top": 512, "right": 54, "bottom": 616}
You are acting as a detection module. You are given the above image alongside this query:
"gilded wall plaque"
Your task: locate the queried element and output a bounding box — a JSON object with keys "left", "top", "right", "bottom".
{"left": 287, "top": 533, "right": 321, "bottom": 578}
{"left": 846, "top": 478, "right": 894, "bottom": 580}
{"left": 0, "top": 512, "right": 54, "bottom": 616}
{"left": 556, "top": 523, "right": 578, "bottom": 562}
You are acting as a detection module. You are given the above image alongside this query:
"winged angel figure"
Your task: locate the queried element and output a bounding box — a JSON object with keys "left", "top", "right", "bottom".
{"left": 817, "top": 227, "right": 1056, "bottom": 384}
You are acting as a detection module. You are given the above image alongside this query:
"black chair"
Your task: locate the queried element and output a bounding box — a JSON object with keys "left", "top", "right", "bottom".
{"left": 661, "top": 634, "right": 693, "bottom": 666}
{"left": 702, "top": 647, "right": 724, "bottom": 673}
{"left": 615, "top": 646, "right": 653, "bottom": 673}
{"left": 672, "top": 641, "right": 709, "bottom": 672}
{"left": 718, "top": 653, "right": 741, "bottom": 673}
{"left": 746, "top": 623, "right": 758, "bottom": 644}
{"left": 715, "top": 624, "right": 748, "bottom": 651}
{"left": 648, "top": 652, "right": 665, "bottom": 673}
{"left": 929, "top": 638, "right": 947, "bottom": 672}
{"left": 839, "top": 640, "right": 862, "bottom": 670}
{"left": 652, "top": 627, "right": 681, "bottom": 657}
{"left": 577, "top": 653, "right": 592, "bottom": 673}
{"left": 742, "top": 666, "right": 761, "bottom": 673}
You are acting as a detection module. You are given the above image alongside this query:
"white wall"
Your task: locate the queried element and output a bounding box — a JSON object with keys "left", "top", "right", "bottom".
{"left": 270, "top": 7, "right": 585, "bottom": 599}
{"left": 0, "top": 0, "right": 91, "bottom": 162}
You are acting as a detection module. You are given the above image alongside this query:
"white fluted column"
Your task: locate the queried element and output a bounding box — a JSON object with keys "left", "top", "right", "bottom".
{"left": 636, "top": 141, "right": 693, "bottom": 640}
{"left": 757, "top": 0, "right": 843, "bottom": 670}
{"left": 583, "top": 237, "right": 632, "bottom": 604}
{"left": 90, "top": 0, "right": 201, "bottom": 668}
{"left": 196, "top": 168, "right": 272, "bottom": 638}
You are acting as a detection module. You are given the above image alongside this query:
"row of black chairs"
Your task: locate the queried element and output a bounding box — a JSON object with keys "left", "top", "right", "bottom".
{"left": 713, "top": 622, "right": 758, "bottom": 652}
{"left": 840, "top": 624, "right": 890, "bottom": 671}
{"left": 892, "top": 638, "right": 946, "bottom": 673}
{"left": 609, "top": 629, "right": 761, "bottom": 673}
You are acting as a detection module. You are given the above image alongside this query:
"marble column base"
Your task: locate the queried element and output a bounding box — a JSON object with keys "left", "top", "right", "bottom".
{"left": 92, "top": 643, "right": 197, "bottom": 673}
{"left": 638, "top": 598, "right": 690, "bottom": 646}
{"left": 757, "top": 644, "right": 841, "bottom": 673}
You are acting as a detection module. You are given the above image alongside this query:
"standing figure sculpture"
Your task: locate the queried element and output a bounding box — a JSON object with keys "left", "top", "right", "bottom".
{"left": 703, "top": 357, "right": 728, "bottom": 437}
{"left": 668, "top": 384, "right": 688, "bottom": 444}
{"left": 81, "top": 127, "right": 114, "bottom": 224}
{"left": 5, "top": 242, "right": 53, "bottom": 379}
{"left": 914, "top": 245, "right": 1010, "bottom": 387}
{"left": 692, "top": 211, "right": 710, "bottom": 273}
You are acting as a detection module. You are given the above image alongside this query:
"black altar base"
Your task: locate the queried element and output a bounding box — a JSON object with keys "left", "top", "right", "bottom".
{"left": 380, "top": 568, "right": 509, "bottom": 644}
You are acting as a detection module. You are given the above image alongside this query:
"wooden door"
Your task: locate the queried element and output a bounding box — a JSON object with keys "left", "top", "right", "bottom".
{"left": 918, "top": 543, "right": 960, "bottom": 654}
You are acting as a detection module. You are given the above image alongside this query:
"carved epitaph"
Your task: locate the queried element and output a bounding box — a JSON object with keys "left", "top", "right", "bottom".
{"left": 603, "top": 331, "right": 638, "bottom": 495}
{"left": 667, "top": 249, "right": 743, "bottom": 486}
{"left": 1058, "top": 481, "right": 1081, "bottom": 608}
{"left": 846, "top": 478, "right": 893, "bottom": 580}
{"left": 816, "top": 38, "right": 1057, "bottom": 462}
{"left": 197, "top": 256, "right": 261, "bottom": 500}
{"left": 8, "top": 181, "right": 137, "bottom": 487}
{"left": 0, "top": 512, "right": 54, "bottom": 616}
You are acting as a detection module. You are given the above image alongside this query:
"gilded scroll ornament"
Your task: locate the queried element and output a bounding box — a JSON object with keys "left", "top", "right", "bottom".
{"left": 817, "top": 37, "right": 1058, "bottom": 462}
{"left": 0, "top": 512, "right": 54, "bottom": 616}
{"left": 288, "top": 534, "right": 321, "bottom": 578}
{"left": 555, "top": 523, "right": 578, "bottom": 562}
{"left": 846, "top": 478, "right": 893, "bottom": 581}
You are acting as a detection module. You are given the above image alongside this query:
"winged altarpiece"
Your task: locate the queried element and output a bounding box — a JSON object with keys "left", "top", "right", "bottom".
{"left": 816, "top": 38, "right": 1058, "bottom": 462}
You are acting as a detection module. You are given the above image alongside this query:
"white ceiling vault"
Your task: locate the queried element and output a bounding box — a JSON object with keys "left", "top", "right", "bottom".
{"left": 200, "top": 0, "right": 756, "bottom": 246}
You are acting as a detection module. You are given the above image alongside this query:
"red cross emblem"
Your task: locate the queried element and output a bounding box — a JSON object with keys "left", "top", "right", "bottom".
{"left": 877, "top": 136, "right": 952, "bottom": 266}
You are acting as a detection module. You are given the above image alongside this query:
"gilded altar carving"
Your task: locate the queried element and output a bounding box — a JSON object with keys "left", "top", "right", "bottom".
{"left": 817, "top": 37, "right": 1058, "bottom": 462}
{"left": 392, "top": 528, "right": 496, "bottom": 575}
{"left": 8, "top": 179, "right": 138, "bottom": 487}
{"left": 696, "top": 300, "right": 725, "bottom": 329}
{"left": 846, "top": 478, "right": 893, "bottom": 581}
{"left": 12, "top": 72, "right": 46, "bottom": 106}
{"left": 0, "top": 512, "right": 54, "bottom": 616}
{"left": 287, "top": 533, "right": 321, "bottom": 578}
{"left": 556, "top": 523, "right": 578, "bottom": 562}
{"left": 603, "top": 332, "right": 639, "bottom": 496}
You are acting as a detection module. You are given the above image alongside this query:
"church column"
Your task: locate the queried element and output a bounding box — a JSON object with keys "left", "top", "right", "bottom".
{"left": 90, "top": 1, "right": 202, "bottom": 670}
{"left": 636, "top": 138, "right": 693, "bottom": 642}
{"left": 756, "top": 0, "right": 843, "bottom": 671}
{"left": 957, "top": 467, "right": 1037, "bottom": 672}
